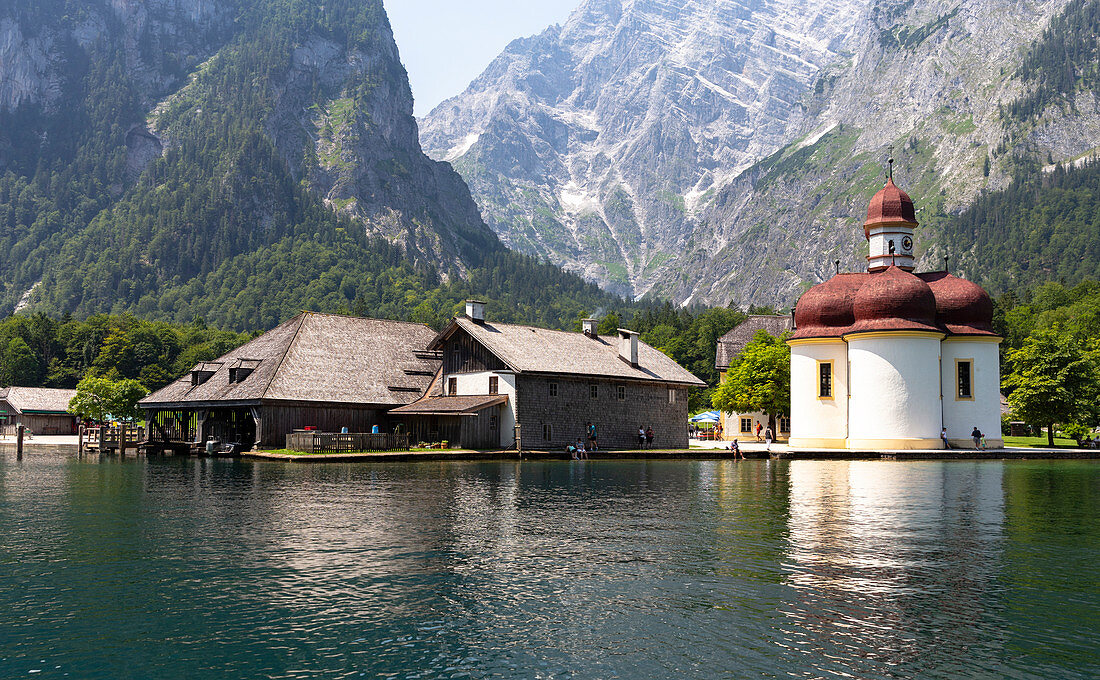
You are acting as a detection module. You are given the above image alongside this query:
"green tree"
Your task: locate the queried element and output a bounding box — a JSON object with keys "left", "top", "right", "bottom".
{"left": 68, "top": 376, "right": 148, "bottom": 424}
{"left": 1003, "top": 327, "right": 1100, "bottom": 446}
{"left": 1, "top": 337, "right": 40, "bottom": 386}
{"left": 711, "top": 330, "right": 790, "bottom": 433}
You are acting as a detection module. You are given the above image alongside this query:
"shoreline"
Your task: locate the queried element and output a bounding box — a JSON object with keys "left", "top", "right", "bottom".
{"left": 3, "top": 436, "right": 1097, "bottom": 462}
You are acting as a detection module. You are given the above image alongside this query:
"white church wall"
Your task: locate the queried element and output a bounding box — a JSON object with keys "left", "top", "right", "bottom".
{"left": 941, "top": 338, "right": 1003, "bottom": 448}
{"left": 788, "top": 341, "right": 849, "bottom": 448}
{"left": 847, "top": 334, "right": 943, "bottom": 449}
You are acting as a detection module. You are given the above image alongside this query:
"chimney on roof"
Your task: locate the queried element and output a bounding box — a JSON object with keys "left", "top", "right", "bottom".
{"left": 465, "top": 300, "right": 486, "bottom": 324}
{"left": 618, "top": 329, "right": 639, "bottom": 368}
{"left": 582, "top": 318, "right": 598, "bottom": 338}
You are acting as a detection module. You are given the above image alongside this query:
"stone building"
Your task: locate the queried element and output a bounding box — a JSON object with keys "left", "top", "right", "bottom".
{"left": 393, "top": 302, "right": 706, "bottom": 450}
{"left": 787, "top": 177, "right": 1002, "bottom": 450}
{"left": 714, "top": 315, "right": 793, "bottom": 441}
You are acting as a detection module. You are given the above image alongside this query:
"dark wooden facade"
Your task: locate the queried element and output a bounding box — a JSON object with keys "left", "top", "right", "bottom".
{"left": 400, "top": 404, "right": 504, "bottom": 450}
{"left": 0, "top": 398, "right": 77, "bottom": 435}
{"left": 145, "top": 401, "right": 391, "bottom": 449}
{"left": 444, "top": 329, "right": 508, "bottom": 374}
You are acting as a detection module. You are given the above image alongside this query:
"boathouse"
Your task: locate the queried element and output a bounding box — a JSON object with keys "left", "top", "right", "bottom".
{"left": 0, "top": 387, "right": 79, "bottom": 434}
{"left": 714, "top": 315, "right": 793, "bottom": 441}
{"left": 391, "top": 302, "right": 706, "bottom": 450}
{"left": 139, "top": 312, "right": 439, "bottom": 449}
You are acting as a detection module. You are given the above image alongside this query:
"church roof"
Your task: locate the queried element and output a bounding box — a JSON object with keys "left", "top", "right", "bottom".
{"left": 792, "top": 268, "right": 997, "bottom": 340}
{"left": 864, "top": 178, "right": 917, "bottom": 237}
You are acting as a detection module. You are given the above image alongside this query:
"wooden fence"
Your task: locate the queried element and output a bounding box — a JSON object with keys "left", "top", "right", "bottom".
{"left": 285, "top": 431, "right": 410, "bottom": 454}
{"left": 82, "top": 425, "right": 144, "bottom": 452}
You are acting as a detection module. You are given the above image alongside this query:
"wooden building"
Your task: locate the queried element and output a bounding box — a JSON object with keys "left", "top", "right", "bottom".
{"left": 392, "top": 301, "right": 706, "bottom": 450}
{"left": 139, "top": 312, "right": 439, "bottom": 449}
{"left": 0, "top": 387, "right": 78, "bottom": 434}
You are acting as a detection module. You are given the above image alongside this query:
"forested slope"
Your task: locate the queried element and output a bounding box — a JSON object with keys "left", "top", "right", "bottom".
{"left": 0, "top": 0, "right": 623, "bottom": 331}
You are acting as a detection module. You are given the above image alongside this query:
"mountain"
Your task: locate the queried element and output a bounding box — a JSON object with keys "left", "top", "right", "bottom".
{"left": 422, "top": 0, "right": 1100, "bottom": 305}
{"left": 0, "top": 0, "right": 621, "bottom": 330}
{"left": 421, "top": 0, "right": 866, "bottom": 298}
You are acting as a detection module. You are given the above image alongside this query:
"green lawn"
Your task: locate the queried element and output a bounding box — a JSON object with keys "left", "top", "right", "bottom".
{"left": 1002, "top": 435, "right": 1080, "bottom": 448}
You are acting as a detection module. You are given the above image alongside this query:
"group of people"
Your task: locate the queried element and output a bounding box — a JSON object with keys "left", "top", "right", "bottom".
{"left": 567, "top": 422, "right": 601, "bottom": 459}
{"left": 565, "top": 422, "right": 658, "bottom": 458}
{"left": 939, "top": 426, "right": 988, "bottom": 449}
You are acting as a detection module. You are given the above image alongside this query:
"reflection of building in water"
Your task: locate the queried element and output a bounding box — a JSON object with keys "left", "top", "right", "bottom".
{"left": 781, "top": 461, "right": 1005, "bottom": 675}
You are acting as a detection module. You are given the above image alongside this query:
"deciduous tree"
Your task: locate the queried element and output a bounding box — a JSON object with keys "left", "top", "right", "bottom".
{"left": 711, "top": 330, "right": 790, "bottom": 433}
{"left": 1003, "top": 327, "right": 1100, "bottom": 446}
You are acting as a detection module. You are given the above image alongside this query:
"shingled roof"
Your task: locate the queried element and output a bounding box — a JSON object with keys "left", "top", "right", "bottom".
{"left": 140, "top": 312, "right": 439, "bottom": 408}
{"left": 715, "top": 315, "right": 793, "bottom": 370}
{"left": 432, "top": 317, "right": 706, "bottom": 386}
{"left": 2, "top": 387, "right": 78, "bottom": 414}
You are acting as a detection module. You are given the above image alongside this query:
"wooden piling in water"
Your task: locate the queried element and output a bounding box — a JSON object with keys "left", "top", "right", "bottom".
{"left": 16, "top": 424, "right": 23, "bottom": 458}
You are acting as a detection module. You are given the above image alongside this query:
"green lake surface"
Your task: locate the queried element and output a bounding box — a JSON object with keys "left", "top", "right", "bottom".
{"left": 1, "top": 452, "right": 1097, "bottom": 679}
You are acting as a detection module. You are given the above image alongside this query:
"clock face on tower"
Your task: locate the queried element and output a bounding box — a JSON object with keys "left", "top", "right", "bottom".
{"left": 902, "top": 235, "right": 913, "bottom": 253}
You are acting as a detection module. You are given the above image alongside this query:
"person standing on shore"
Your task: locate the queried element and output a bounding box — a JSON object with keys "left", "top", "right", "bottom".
{"left": 638, "top": 426, "right": 646, "bottom": 449}
{"left": 971, "top": 426, "right": 982, "bottom": 449}
{"left": 764, "top": 426, "right": 773, "bottom": 451}
{"left": 941, "top": 427, "right": 951, "bottom": 449}
{"left": 586, "top": 422, "right": 598, "bottom": 452}
{"left": 755, "top": 422, "right": 763, "bottom": 442}
{"left": 645, "top": 426, "right": 654, "bottom": 449}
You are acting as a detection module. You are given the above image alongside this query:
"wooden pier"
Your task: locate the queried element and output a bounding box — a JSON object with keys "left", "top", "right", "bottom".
{"left": 80, "top": 425, "right": 144, "bottom": 454}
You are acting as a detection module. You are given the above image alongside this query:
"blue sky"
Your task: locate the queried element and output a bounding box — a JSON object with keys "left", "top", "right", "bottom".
{"left": 385, "top": 0, "right": 580, "bottom": 117}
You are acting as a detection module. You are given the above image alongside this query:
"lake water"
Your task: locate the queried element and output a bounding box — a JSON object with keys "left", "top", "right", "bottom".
{"left": 1, "top": 452, "right": 1097, "bottom": 679}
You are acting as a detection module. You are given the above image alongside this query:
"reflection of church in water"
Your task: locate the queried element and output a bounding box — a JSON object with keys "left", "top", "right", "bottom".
{"left": 787, "top": 172, "right": 1003, "bottom": 450}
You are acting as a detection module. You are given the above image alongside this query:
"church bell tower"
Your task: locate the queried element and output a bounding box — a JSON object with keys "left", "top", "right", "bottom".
{"left": 864, "top": 160, "right": 918, "bottom": 272}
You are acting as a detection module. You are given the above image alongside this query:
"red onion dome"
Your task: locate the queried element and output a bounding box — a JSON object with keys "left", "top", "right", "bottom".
{"left": 864, "top": 178, "right": 917, "bottom": 238}
{"left": 847, "top": 266, "right": 941, "bottom": 335}
{"left": 791, "top": 273, "right": 868, "bottom": 339}
{"left": 919, "top": 272, "right": 997, "bottom": 336}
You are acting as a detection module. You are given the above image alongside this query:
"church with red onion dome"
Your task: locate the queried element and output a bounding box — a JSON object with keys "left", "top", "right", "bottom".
{"left": 786, "top": 171, "right": 1003, "bottom": 450}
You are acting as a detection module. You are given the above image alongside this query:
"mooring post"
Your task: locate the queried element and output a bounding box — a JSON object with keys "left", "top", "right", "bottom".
{"left": 78, "top": 424, "right": 84, "bottom": 456}
{"left": 16, "top": 424, "right": 24, "bottom": 459}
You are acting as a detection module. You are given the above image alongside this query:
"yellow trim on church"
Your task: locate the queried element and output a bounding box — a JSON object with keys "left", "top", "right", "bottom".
{"left": 842, "top": 330, "right": 945, "bottom": 341}
{"left": 786, "top": 337, "right": 845, "bottom": 347}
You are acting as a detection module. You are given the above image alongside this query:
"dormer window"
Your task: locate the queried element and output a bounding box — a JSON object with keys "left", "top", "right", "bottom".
{"left": 228, "top": 367, "right": 254, "bottom": 383}
{"left": 191, "top": 370, "right": 215, "bottom": 386}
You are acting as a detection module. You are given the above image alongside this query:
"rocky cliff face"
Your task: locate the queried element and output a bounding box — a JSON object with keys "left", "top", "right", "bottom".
{"left": 423, "top": 0, "right": 1090, "bottom": 305}
{"left": 656, "top": 0, "right": 1086, "bottom": 307}
{"left": 420, "top": 0, "right": 867, "bottom": 297}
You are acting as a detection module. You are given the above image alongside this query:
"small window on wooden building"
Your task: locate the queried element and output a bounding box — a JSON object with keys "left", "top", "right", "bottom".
{"left": 956, "top": 360, "right": 973, "bottom": 400}
{"left": 740, "top": 417, "right": 752, "bottom": 433}
{"left": 489, "top": 415, "right": 498, "bottom": 431}
{"left": 489, "top": 376, "right": 499, "bottom": 395}
{"left": 617, "top": 385, "right": 625, "bottom": 400}
{"left": 448, "top": 377, "right": 457, "bottom": 396}
{"left": 549, "top": 382, "right": 558, "bottom": 397}
{"left": 590, "top": 384, "right": 598, "bottom": 399}
{"left": 668, "top": 388, "right": 677, "bottom": 404}
{"left": 543, "top": 423, "right": 552, "bottom": 441}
